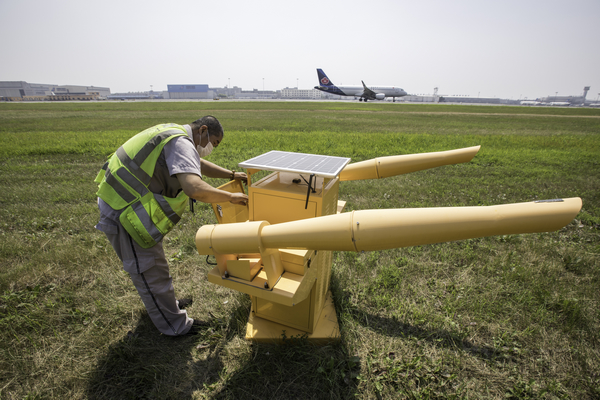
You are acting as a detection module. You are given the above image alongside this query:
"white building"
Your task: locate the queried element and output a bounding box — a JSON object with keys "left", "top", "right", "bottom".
{"left": 281, "top": 88, "right": 322, "bottom": 99}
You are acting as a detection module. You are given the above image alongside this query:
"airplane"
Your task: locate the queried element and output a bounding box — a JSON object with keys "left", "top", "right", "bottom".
{"left": 314, "top": 68, "right": 408, "bottom": 102}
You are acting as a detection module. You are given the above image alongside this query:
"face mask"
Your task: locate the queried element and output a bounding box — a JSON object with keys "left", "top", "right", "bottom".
{"left": 197, "top": 132, "right": 213, "bottom": 158}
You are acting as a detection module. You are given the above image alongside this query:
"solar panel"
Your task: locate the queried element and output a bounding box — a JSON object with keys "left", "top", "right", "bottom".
{"left": 238, "top": 151, "right": 351, "bottom": 178}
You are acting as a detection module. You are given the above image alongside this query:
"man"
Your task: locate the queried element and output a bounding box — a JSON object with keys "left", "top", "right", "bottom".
{"left": 94, "top": 116, "right": 247, "bottom": 336}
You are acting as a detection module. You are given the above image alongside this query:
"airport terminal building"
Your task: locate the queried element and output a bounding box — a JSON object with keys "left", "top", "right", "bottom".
{"left": 0, "top": 81, "right": 110, "bottom": 101}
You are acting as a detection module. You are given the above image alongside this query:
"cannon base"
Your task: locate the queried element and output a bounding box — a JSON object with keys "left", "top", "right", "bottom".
{"left": 245, "top": 291, "right": 341, "bottom": 344}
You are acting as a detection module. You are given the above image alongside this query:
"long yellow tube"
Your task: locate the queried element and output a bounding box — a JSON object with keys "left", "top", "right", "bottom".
{"left": 338, "top": 145, "right": 481, "bottom": 181}
{"left": 196, "top": 198, "right": 582, "bottom": 254}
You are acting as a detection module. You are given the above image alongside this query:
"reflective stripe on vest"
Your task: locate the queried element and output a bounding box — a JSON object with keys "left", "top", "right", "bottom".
{"left": 115, "top": 167, "right": 149, "bottom": 198}
{"left": 105, "top": 168, "right": 137, "bottom": 204}
{"left": 116, "top": 147, "right": 152, "bottom": 186}
{"left": 134, "top": 131, "right": 179, "bottom": 167}
{"left": 153, "top": 193, "right": 181, "bottom": 225}
{"left": 128, "top": 200, "right": 164, "bottom": 244}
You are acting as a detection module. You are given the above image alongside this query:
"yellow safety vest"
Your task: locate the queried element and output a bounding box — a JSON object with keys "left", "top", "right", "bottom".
{"left": 95, "top": 123, "right": 191, "bottom": 248}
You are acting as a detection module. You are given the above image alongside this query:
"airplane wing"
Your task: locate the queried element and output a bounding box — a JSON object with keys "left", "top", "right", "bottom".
{"left": 361, "top": 81, "right": 377, "bottom": 100}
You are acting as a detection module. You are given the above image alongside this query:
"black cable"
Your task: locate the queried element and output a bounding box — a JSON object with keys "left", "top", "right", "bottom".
{"left": 300, "top": 174, "right": 311, "bottom": 186}
{"left": 206, "top": 255, "right": 217, "bottom": 265}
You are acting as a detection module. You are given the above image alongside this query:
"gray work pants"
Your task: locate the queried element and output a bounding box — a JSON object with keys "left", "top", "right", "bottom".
{"left": 95, "top": 199, "right": 193, "bottom": 336}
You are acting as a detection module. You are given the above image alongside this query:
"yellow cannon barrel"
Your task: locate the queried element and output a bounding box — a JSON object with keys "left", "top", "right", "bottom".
{"left": 338, "top": 145, "right": 481, "bottom": 181}
{"left": 196, "top": 220, "right": 268, "bottom": 255}
{"left": 197, "top": 197, "right": 582, "bottom": 254}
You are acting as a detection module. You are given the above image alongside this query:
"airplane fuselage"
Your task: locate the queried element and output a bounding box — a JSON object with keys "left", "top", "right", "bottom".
{"left": 315, "top": 85, "right": 406, "bottom": 98}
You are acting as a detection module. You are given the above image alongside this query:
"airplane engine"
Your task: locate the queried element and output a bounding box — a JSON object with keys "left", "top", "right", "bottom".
{"left": 376, "top": 93, "right": 386, "bottom": 100}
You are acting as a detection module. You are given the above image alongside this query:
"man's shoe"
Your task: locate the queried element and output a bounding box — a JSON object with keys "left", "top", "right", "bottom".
{"left": 184, "top": 319, "right": 211, "bottom": 335}
{"left": 177, "top": 298, "right": 193, "bottom": 309}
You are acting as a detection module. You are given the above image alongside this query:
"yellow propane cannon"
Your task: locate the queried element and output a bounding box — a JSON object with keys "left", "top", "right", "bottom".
{"left": 196, "top": 148, "right": 582, "bottom": 343}
{"left": 339, "top": 145, "right": 481, "bottom": 181}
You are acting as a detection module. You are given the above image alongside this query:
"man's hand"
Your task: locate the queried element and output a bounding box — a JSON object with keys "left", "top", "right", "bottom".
{"left": 229, "top": 192, "right": 248, "bottom": 206}
{"left": 233, "top": 171, "right": 248, "bottom": 185}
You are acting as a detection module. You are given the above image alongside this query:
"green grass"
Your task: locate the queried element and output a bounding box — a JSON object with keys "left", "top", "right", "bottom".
{"left": 0, "top": 101, "right": 599, "bottom": 399}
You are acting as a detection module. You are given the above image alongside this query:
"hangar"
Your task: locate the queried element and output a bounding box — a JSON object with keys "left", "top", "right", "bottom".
{"left": 0, "top": 81, "right": 110, "bottom": 101}
{"left": 167, "top": 84, "right": 213, "bottom": 100}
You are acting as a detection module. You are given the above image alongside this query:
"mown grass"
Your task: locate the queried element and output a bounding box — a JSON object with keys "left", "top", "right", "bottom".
{"left": 0, "top": 101, "right": 599, "bottom": 399}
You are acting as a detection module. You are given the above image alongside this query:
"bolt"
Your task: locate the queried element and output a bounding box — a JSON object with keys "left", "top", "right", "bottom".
{"left": 264, "top": 282, "right": 269, "bottom": 289}
{"left": 224, "top": 271, "right": 230, "bottom": 278}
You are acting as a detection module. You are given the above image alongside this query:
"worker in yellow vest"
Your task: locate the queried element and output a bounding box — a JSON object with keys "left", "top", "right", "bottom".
{"left": 95, "top": 116, "right": 247, "bottom": 336}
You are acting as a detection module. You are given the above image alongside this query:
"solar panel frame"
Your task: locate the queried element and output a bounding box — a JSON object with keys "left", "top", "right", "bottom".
{"left": 238, "top": 151, "right": 351, "bottom": 178}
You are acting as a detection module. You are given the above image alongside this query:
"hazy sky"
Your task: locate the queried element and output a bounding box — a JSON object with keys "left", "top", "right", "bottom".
{"left": 1, "top": 0, "right": 599, "bottom": 100}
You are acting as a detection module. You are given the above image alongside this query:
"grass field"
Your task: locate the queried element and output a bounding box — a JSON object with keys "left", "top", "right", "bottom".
{"left": 0, "top": 101, "right": 599, "bottom": 399}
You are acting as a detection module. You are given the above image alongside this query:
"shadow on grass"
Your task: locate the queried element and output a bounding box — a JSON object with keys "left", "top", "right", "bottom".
{"left": 334, "top": 287, "right": 501, "bottom": 361}
{"left": 208, "top": 340, "right": 360, "bottom": 400}
{"left": 86, "top": 312, "right": 224, "bottom": 400}
{"left": 86, "top": 303, "right": 360, "bottom": 400}
{"left": 205, "top": 301, "right": 361, "bottom": 400}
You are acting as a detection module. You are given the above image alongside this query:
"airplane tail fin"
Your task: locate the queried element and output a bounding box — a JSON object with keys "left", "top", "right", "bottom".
{"left": 317, "top": 69, "right": 334, "bottom": 86}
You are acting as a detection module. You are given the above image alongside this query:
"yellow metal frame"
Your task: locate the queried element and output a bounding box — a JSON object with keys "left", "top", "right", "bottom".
{"left": 246, "top": 291, "right": 340, "bottom": 344}
{"left": 199, "top": 170, "right": 345, "bottom": 342}
{"left": 205, "top": 248, "right": 318, "bottom": 307}
{"left": 248, "top": 171, "right": 340, "bottom": 225}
